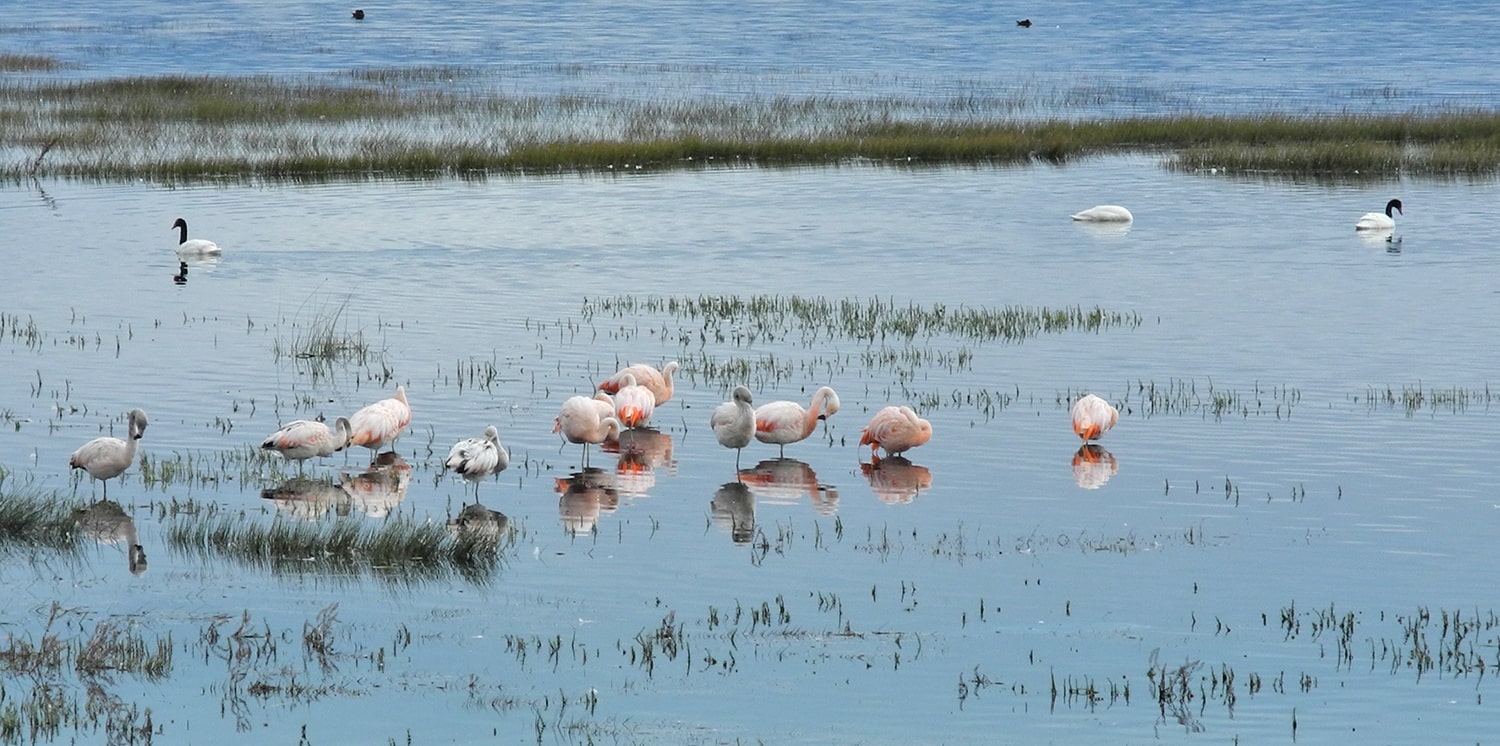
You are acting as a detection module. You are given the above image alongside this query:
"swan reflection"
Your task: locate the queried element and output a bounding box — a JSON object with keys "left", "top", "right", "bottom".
{"left": 261, "top": 477, "right": 349, "bottom": 520}
{"left": 556, "top": 468, "right": 620, "bottom": 535}
{"left": 1071, "top": 444, "right": 1119, "bottom": 489}
{"left": 1073, "top": 220, "right": 1132, "bottom": 238}
{"left": 73, "top": 499, "right": 147, "bottom": 575}
{"left": 338, "top": 452, "right": 412, "bottom": 517}
{"left": 737, "top": 458, "right": 838, "bottom": 515}
{"left": 860, "top": 455, "right": 933, "bottom": 504}
{"left": 710, "top": 481, "right": 756, "bottom": 545}
{"left": 446, "top": 501, "right": 510, "bottom": 541}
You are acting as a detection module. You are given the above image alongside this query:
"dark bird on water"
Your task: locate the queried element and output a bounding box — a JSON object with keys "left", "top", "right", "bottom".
{"left": 352, "top": 8, "right": 365, "bottom": 20}
{"left": 1016, "top": 19, "right": 1032, "bottom": 27}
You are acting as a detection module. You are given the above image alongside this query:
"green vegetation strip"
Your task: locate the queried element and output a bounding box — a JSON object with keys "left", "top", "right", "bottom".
{"left": 4, "top": 72, "right": 1500, "bottom": 178}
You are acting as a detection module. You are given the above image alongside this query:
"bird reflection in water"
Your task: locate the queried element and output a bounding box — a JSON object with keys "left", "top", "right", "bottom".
{"left": 710, "top": 481, "right": 756, "bottom": 545}
{"left": 1071, "top": 444, "right": 1119, "bottom": 490}
{"left": 446, "top": 501, "right": 510, "bottom": 542}
{"left": 73, "top": 499, "right": 147, "bottom": 575}
{"left": 261, "top": 477, "right": 350, "bottom": 520}
{"left": 556, "top": 468, "right": 620, "bottom": 536}
{"left": 860, "top": 455, "right": 933, "bottom": 504}
{"left": 736, "top": 458, "right": 838, "bottom": 516}
{"left": 172, "top": 261, "right": 188, "bottom": 285}
{"left": 602, "top": 427, "right": 676, "bottom": 499}
{"left": 337, "top": 452, "right": 412, "bottom": 517}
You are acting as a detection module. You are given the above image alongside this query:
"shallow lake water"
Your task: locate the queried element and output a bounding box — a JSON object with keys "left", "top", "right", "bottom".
{"left": 5, "top": 0, "right": 1500, "bottom": 742}
{"left": 2, "top": 158, "right": 1499, "bottom": 743}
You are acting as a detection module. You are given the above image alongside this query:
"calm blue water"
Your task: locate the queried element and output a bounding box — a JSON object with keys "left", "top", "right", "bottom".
{"left": 3, "top": 3, "right": 1500, "bottom": 744}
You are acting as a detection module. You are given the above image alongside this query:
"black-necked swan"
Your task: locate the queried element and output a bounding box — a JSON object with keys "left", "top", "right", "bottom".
{"left": 171, "top": 217, "right": 221, "bottom": 255}
{"left": 1070, "top": 205, "right": 1134, "bottom": 222}
{"left": 1355, "top": 198, "right": 1402, "bottom": 231}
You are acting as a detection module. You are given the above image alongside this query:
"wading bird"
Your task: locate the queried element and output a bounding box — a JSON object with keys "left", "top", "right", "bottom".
{"left": 611, "top": 373, "right": 655, "bottom": 429}
{"left": 348, "top": 385, "right": 411, "bottom": 463}
{"left": 599, "top": 361, "right": 679, "bottom": 406}
{"left": 69, "top": 408, "right": 149, "bottom": 499}
{"left": 858, "top": 405, "right": 932, "bottom": 458}
{"left": 554, "top": 396, "right": 623, "bottom": 468}
{"left": 710, "top": 385, "right": 756, "bottom": 469}
{"left": 261, "top": 416, "right": 351, "bottom": 473}
{"left": 1070, "top": 393, "right": 1118, "bottom": 442}
{"left": 754, "top": 386, "right": 840, "bottom": 457}
{"left": 445, "top": 425, "right": 510, "bottom": 498}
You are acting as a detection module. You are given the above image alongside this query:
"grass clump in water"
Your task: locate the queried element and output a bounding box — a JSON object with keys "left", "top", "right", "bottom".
{"left": 0, "top": 473, "right": 82, "bottom": 550}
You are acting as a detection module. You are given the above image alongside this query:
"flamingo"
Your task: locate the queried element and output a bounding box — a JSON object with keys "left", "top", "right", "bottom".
{"left": 1070, "top": 205, "right": 1134, "bottom": 223}
{"left": 347, "top": 385, "right": 411, "bottom": 463}
{"left": 710, "top": 385, "right": 756, "bottom": 468}
{"left": 553, "top": 395, "right": 623, "bottom": 468}
{"left": 69, "top": 408, "right": 149, "bottom": 499}
{"left": 858, "top": 405, "right": 932, "bottom": 458}
{"left": 1355, "top": 198, "right": 1402, "bottom": 231}
{"left": 261, "top": 417, "right": 351, "bottom": 473}
{"left": 753, "top": 386, "right": 840, "bottom": 457}
{"left": 445, "top": 425, "right": 510, "bottom": 497}
{"left": 171, "top": 217, "right": 221, "bottom": 255}
{"left": 611, "top": 373, "right": 656, "bottom": 429}
{"left": 599, "top": 361, "right": 679, "bottom": 406}
{"left": 1071, "top": 393, "right": 1119, "bottom": 442}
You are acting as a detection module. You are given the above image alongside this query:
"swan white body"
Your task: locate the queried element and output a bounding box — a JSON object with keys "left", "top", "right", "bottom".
{"left": 1071, "top": 205, "right": 1134, "bottom": 223}
{"left": 69, "top": 408, "right": 149, "bottom": 498}
{"left": 859, "top": 405, "right": 933, "bottom": 457}
{"left": 753, "top": 386, "right": 840, "bottom": 457}
{"left": 445, "top": 425, "right": 510, "bottom": 494}
{"left": 554, "top": 395, "right": 624, "bottom": 467}
{"left": 611, "top": 373, "right": 656, "bottom": 429}
{"left": 347, "top": 385, "right": 411, "bottom": 461}
{"left": 710, "top": 386, "right": 756, "bottom": 468}
{"left": 262, "top": 417, "right": 351, "bottom": 470}
{"left": 171, "top": 217, "right": 222, "bottom": 255}
{"left": 1071, "top": 394, "right": 1119, "bottom": 442}
{"left": 599, "top": 361, "right": 679, "bottom": 406}
{"left": 1355, "top": 198, "right": 1402, "bottom": 231}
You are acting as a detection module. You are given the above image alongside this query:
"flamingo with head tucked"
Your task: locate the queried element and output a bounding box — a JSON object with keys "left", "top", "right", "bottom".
{"left": 554, "top": 395, "right": 623, "bottom": 468}
{"left": 70, "top": 408, "right": 149, "bottom": 499}
{"left": 348, "top": 385, "right": 411, "bottom": 463}
{"left": 611, "top": 373, "right": 656, "bottom": 429}
{"left": 753, "top": 386, "right": 840, "bottom": 457}
{"left": 859, "top": 405, "right": 932, "bottom": 458}
{"left": 599, "top": 361, "right": 679, "bottom": 406}
{"left": 1071, "top": 393, "right": 1118, "bottom": 442}
{"left": 711, "top": 385, "right": 756, "bottom": 469}
{"left": 261, "top": 417, "right": 351, "bottom": 473}
{"left": 445, "top": 425, "right": 509, "bottom": 498}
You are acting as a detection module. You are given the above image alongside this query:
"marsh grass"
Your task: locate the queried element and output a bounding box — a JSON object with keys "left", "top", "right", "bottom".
{"left": 270, "top": 297, "right": 383, "bottom": 381}
{"left": 0, "top": 480, "right": 82, "bottom": 550}
{"left": 165, "top": 511, "right": 505, "bottom": 584}
{"left": 0, "top": 54, "right": 66, "bottom": 72}
{"left": 4, "top": 70, "right": 1500, "bottom": 178}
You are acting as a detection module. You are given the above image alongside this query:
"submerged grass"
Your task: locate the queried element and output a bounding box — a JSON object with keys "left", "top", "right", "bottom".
{"left": 0, "top": 478, "right": 82, "bottom": 550}
{"left": 4, "top": 71, "right": 1500, "bottom": 179}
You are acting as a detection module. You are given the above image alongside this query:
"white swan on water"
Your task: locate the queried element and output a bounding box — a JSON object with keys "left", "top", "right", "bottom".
{"left": 1070, "top": 205, "right": 1134, "bottom": 223}
{"left": 1355, "top": 199, "right": 1402, "bottom": 231}
{"left": 171, "top": 217, "right": 221, "bottom": 255}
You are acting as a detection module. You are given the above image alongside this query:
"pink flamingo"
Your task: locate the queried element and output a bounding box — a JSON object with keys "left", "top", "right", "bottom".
{"left": 69, "top": 408, "right": 149, "bottom": 499}
{"left": 261, "top": 417, "right": 351, "bottom": 473}
{"left": 1070, "top": 393, "right": 1118, "bottom": 442}
{"left": 611, "top": 373, "right": 656, "bottom": 429}
{"left": 599, "top": 361, "right": 679, "bottom": 406}
{"left": 348, "top": 385, "right": 411, "bottom": 462}
{"left": 554, "top": 395, "right": 623, "bottom": 468}
{"left": 858, "top": 406, "right": 932, "bottom": 458}
{"left": 753, "top": 386, "right": 840, "bottom": 457}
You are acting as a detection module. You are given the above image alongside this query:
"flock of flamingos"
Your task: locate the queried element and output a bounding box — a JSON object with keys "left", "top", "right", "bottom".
{"left": 66, "top": 357, "right": 1122, "bottom": 508}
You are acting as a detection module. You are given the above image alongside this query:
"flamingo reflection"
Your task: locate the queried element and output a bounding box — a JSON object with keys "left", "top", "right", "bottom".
{"left": 338, "top": 452, "right": 412, "bottom": 517}
{"left": 555, "top": 468, "right": 620, "bottom": 536}
{"left": 73, "top": 500, "right": 147, "bottom": 576}
{"left": 600, "top": 427, "right": 676, "bottom": 499}
{"left": 860, "top": 455, "right": 933, "bottom": 504}
{"left": 710, "top": 481, "right": 756, "bottom": 545}
{"left": 736, "top": 457, "right": 838, "bottom": 516}
{"left": 1071, "top": 444, "right": 1119, "bottom": 490}
{"left": 261, "top": 477, "right": 350, "bottom": 520}
{"left": 446, "top": 501, "right": 510, "bottom": 541}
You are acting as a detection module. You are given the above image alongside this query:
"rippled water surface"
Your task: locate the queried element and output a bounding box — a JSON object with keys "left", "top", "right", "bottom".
{"left": 4, "top": 2, "right": 1500, "bottom": 743}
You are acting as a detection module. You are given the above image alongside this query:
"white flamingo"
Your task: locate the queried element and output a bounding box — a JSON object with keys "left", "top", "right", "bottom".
{"left": 261, "top": 417, "right": 351, "bottom": 473}
{"left": 710, "top": 385, "right": 756, "bottom": 468}
{"left": 171, "top": 217, "right": 221, "bottom": 255}
{"left": 445, "top": 425, "right": 510, "bottom": 498}
{"left": 753, "top": 386, "right": 840, "bottom": 457}
{"left": 599, "top": 361, "right": 679, "bottom": 406}
{"left": 1355, "top": 198, "right": 1402, "bottom": 231}
{"left": 69, "top": 408, "right": 149, "bottom": 499}
{"left": 1071, "top": 393, "right": 1119, "bottom": 442}
{"left": 858, "top": 405, "right": 933, "bottom": 458}
{"left": 611, "top": 373, "right": 656, "bottom": 429}
{"left": 348, "top": 385, "right": 411, "bottom": 463}
{"left": 554, "top": 395, "right": 623, "bottom": 468}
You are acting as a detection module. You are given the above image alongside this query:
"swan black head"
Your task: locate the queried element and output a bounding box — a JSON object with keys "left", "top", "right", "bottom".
{"left": 1016, "top": 18, "right": 1032, "bottom": 27}
{"left": 1386, "top": 198, "right": 1403, "bottom": 217}
{"left": 352, "top": 8, "right": 365, "bottom": 19}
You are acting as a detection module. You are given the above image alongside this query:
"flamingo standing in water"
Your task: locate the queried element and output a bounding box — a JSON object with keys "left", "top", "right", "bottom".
{"left": 1071, "top": 393, "right": 1118, "bottom": 442}
{"left": 753, "top": 386, "right": 840, "bottom": 457}
{"left": 348, "top": 385, "right": 411, "bottom": 463}
{"left": 445, "top": 425, "right": 510, "bottom": 498}
{"left": 710, "top": 385, "right": 755, "bottom": 468}
{"left": 599, "top": 361, "right": 679, "bottom": 406}
{"left": 69, "top": 408, "right": 149, "bottom": 499}
{"left": 171, "top": 217, "right": 221, "bottom": 255}
{"left": 858, "top": 405, "right": 932, "bottom": 458}
{"left": 554, "top": 395, "right": 623, "bottom": 467}
{"left": 261, "top": 417, "right": 351, "bottom": 473}
{"left": 611, "top": 373, "right": 656, "bottom": 429}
